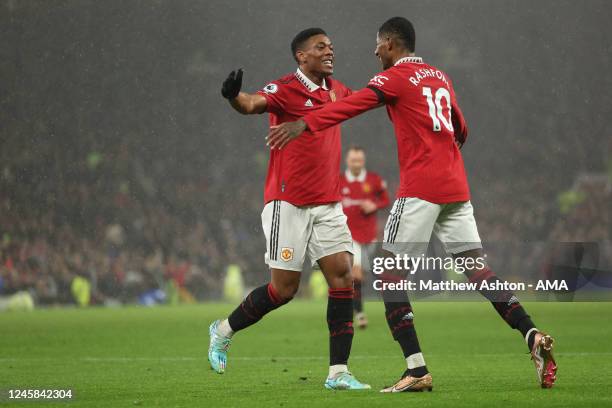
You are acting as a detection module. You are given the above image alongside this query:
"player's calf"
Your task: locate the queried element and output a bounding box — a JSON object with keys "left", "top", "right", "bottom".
{"left": 227, "top": 282, "right": 293, "bottom": 332}
{"left": 319, "top": 251, "right": 371, "bottom": 388}
{"left": 327, "top": 287, "right": 355, "bottom": 376}
{"left": 462, "top": 265, "right": 544, "bottom": 350}
{"left": 380, "top": 271, "right": 430, "bottom": 379}
{"left": 457, "top": 251, "right": 558, "bottom": 388}
{"left": 325, "top": 285, "right": 371, "bottom": 390}
{"left": 208, "top": 282, "right": 293, "bottom": 373}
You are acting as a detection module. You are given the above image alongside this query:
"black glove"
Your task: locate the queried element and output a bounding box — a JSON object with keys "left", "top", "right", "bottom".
{"left": 221, "top": 69, "right": 243, "bottom": 99}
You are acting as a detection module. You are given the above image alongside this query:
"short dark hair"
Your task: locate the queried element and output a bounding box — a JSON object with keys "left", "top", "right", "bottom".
{"left": 378, "top": 17, "right": 415, "bottom": 52}
{"left": 347, "top": 145, "right": 365, "bottom": 154}
{"left": 291, "top": 28, "right": 327, "bottom": 63}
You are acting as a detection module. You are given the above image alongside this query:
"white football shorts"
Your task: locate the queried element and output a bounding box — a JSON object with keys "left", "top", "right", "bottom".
{"left": 261, "top": 200, "right": 354, "bottom": 272}
{"left": 383, "top": 197, "right": 482, "bottom": 256}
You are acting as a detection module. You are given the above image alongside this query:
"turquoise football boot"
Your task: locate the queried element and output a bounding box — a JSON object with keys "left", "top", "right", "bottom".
{"left": 324, "top": 372, "right": 371, "bottom": 390}
{"left": 208, "top": 320, "right": 231, "bottom": 374}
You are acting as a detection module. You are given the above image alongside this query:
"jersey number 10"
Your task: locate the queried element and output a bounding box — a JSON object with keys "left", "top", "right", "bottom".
{"left": 422, "top": 87, "right": 454, "bottom": 132}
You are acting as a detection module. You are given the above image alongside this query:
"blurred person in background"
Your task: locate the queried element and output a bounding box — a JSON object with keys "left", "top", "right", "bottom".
{"left": 340, "top": 146, "right": 389, "bottom": 328}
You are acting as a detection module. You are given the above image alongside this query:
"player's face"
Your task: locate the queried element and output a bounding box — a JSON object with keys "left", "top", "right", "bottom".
{"left": 375, "top": 33, "right": 392, "bottom": 70}
{"left": 297, "top": 34, "right": 334, "bottom": 77}
{"left": 346, "top": 150, "right": 366, "bottom": 175}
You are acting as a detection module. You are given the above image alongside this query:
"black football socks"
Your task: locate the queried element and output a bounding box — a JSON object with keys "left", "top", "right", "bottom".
{"left": 327, "top": 287, "right": 355, "bottom": 371}
{"left": 468, "top": 267, "right": 537, "bottom": 350}
{"left": 227, "top": 283, "right": 290, "bottom": 332}
{"left": 381, "top": 273, "right": 429, "bottom": 378}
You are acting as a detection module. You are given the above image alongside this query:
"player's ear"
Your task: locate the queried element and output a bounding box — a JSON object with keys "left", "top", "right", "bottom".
{"left": 296, "top": 50, "right": 306, "bottom": 65}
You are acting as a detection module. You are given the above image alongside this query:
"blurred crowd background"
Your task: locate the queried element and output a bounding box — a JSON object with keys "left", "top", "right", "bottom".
{"left": 1, "top": 0, "right": 611, "bottom": 306}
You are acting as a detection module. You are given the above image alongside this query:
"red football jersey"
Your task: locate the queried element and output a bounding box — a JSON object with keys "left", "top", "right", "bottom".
{"left": 340, "top": 170, "right": 390, "bottom": 243}
{"left": 257, "top": 69, "right": 352, "bottom": 206}
{"left": 303, "top": 57, "right": 470, "bottom": 204}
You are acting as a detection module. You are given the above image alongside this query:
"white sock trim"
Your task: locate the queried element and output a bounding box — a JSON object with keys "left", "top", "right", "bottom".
{"left": 328, "top": 364, "right": 348, "bottom": 378}
{"left": 406, "top": 352, "right": 426, "bottom": 369}
{"left": 525, "top": 327, "right": 538, "bottom": 345}
{"left": 218, "top": 319, "right": 234, "bottom": 338}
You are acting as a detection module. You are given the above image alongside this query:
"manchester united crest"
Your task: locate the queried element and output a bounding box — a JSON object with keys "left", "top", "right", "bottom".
{"left": 362, "top": 182, "right": 371, "bottom": 193}
{"left": 280, "top": 247, "right": 294, "bottom": 262}
{"left": 330, "top": 90, "right": 336, "bottom": 102}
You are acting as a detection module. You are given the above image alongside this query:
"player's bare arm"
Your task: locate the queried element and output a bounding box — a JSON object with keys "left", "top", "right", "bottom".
{"left": 221, "top": 68, "right": 267, "bottom": 114}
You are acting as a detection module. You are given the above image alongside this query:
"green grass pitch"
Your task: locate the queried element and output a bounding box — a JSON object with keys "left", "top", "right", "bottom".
{"left": 1, "top": 301, "right": 612, "bottom": 407}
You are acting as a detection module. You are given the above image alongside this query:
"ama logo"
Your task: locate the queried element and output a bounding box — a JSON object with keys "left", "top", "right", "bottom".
{"left": 536, "top": 280, "right": 569, "bottom": 291}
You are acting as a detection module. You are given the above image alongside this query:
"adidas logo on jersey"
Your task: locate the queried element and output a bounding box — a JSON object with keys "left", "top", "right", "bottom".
{"left": 304, "top": 99, "right": 314, "bottom": 107}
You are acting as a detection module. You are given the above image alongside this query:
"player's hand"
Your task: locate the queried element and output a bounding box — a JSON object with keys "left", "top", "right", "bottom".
{"left": 266, "top": 120, "right": 307, "bottom": 149}
{"left": 221, "top": 69, "right": 243, "bottom": 100}
{"left": 360, "top": 200, "right": 378, "bottom": 215}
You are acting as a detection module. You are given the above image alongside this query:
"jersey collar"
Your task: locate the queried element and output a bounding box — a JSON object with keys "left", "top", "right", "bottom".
{"left": 394, "top": 56, "right": 423, "bottom": 66}
{"left": 345, "top": 169, "right": 367, "bottom": 183}
{"left": 295, "top": 68, "right": 329, "bottom": 92}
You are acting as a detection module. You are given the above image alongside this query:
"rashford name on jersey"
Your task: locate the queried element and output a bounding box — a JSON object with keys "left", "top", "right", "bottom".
{"left": 407, "top": 67, "right": 450, "bottom": 87}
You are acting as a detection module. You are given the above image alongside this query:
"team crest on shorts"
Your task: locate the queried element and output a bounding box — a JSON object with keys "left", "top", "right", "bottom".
{"left": 280, "top": 247, "right": 294, "bottom": 262}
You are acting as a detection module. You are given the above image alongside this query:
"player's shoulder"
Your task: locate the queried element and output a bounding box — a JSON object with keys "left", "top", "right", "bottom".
{"left": 260, "top": 73, "right": 297, "bottom": 95}
{"left": 276, "top": 72, "right": 297, "bottom": 85}
{"left": 367, "top": 65, "right": 404, "bottom": 88}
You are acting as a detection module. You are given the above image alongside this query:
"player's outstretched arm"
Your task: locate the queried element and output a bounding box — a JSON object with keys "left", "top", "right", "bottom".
{"left": 266, "top": 88, "right": 381, "bottom": 149}
{"left": 221, "top": 69, "right": 267, "bottom": 115}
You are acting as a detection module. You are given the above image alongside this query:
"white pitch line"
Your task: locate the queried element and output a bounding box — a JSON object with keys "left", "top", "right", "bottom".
{"left": 1, "top": 352, "right": 611, "bottom": 364}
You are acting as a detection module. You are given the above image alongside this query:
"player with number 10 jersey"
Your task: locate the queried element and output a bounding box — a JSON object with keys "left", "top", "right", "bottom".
{"left": 306, "top": 55, "right": 470, "bottom": 205}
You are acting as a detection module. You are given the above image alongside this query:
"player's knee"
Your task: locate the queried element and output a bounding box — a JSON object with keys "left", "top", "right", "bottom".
{"left": 274, "top": 282, "right": 298, "bottom": 302}
{"left": 331, "top": 267, "right": 353, "bottom": 288}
